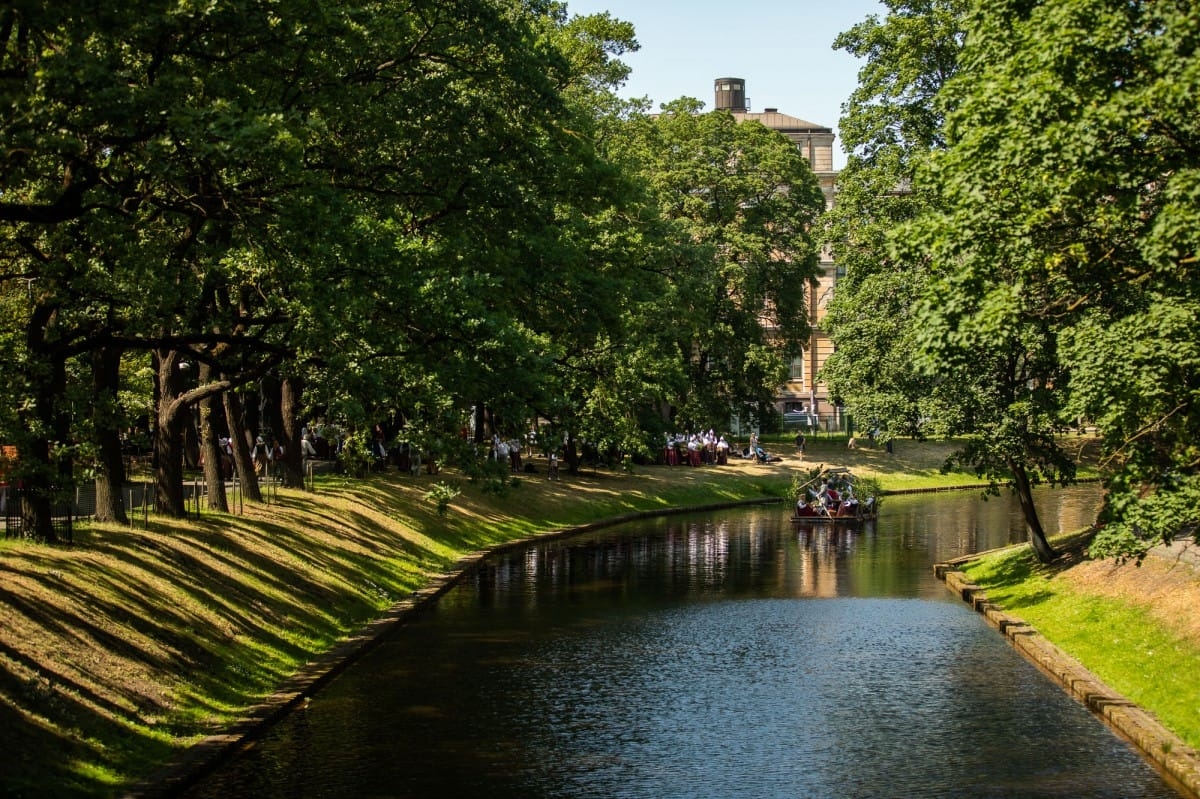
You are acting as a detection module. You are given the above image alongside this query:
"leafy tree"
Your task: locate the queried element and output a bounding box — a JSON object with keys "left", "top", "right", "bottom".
{"left": 898, "top": 0, "right": 1200, "bottom": 562}
{"left": 821, "top": 0, "right": 967, "bottom": 441}
{"left": 1, "top": 0, "right": 626, "bottom": 520}
{"left": 936, "top": 0, "right": 1199, "bottom": 560}
{"left": 616, "top": 100, "right": 826, "bottom": 432}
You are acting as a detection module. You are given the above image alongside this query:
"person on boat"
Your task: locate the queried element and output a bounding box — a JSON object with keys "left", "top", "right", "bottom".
{"left": 817, "top": 479, "right": 832, "bottom": 508}
{"left": 840, "top": 485, "right": 859, "bottom": 517}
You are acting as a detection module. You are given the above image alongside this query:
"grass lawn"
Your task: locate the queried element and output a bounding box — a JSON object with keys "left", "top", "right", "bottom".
{"left": 962, "top": 539, "right": 1200, "bottom": 750}
{"left": 0, "top": 435, "right": 1126, "bottom": 797}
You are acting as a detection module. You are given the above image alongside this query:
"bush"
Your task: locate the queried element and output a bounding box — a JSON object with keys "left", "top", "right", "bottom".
{"left": 423, "top": 481, "right": 461, "bottom": 515}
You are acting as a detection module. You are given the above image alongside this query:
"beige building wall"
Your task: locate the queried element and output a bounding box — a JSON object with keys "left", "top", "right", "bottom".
{"left": 729, "top": 104, "right": 840, "bottom": 431}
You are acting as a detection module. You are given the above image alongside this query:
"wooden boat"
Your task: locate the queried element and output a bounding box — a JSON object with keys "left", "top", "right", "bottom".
{"left": 791, "top": 467, "right": 879, "bottom": 523}
{"left": 792, "top": 495, "right": 876, "bottom": 522}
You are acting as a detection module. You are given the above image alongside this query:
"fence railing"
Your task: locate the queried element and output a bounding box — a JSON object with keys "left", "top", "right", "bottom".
{"left": 4, "top": 459, "right": 337, "bottom": 542}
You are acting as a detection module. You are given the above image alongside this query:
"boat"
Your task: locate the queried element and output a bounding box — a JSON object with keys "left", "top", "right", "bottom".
{"left": 791, "top": 466, "right": 879, "bottom": 523}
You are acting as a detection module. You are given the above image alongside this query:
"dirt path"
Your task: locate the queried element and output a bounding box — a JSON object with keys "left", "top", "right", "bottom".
{"left": 1060, "top": 538, "right": 1200, "bottom": 643}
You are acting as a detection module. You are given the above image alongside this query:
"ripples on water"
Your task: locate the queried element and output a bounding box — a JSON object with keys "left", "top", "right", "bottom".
{"left": 187, "top": 490, "right": 1182, "bottom": 798}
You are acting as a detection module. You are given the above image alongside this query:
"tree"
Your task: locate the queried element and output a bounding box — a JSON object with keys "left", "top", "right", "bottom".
{"left": 615, "top": 100, "right": 826, "bottom": 432}
{"left": 1, "top": 0, "right": 625, "bottom": 520}
{"left": 897, "top": 0, "right": 1200, "bottom": 562}
{"left": 821, "top": 0, "right": 967, "bottom": 441}
{"left": 939, "top": 0, "right": 1199, "bottom": 560}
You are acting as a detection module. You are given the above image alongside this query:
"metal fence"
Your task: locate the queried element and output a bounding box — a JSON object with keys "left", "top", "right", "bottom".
{"left": 4, "top": 460, "right": 329, "bottom": 542}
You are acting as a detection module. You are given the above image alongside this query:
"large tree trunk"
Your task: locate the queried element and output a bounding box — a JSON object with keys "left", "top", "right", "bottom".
{"left": 154, "top": 349, "right": 189, "bottom": 518}
{"left": 564, "top": 432, "right": 579, "bottom": 475}
{"left": 223, "top": 388, "right": 263, "bottom": 503}
{"left": 258, "top": 374, "right": 280, "bottom": 443}
{"left": 19, "top": 327, "right": 72, "bottom": 540}
{"left": 279, "top": 375, "right": 306, "bottom": 489}
{"left": 91, "top": 345, "right": 128, "bottom": 524}
{"left": 1011, "top": 459, "right": 1057, "bottom": 564}
{"left": 198, "top": 363, "right": 228, "bottom": 512}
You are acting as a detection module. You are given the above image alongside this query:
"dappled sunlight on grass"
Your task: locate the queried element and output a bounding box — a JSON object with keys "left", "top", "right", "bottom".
{"left": 0, "top": 437, "right": 1088, "bottom": 797}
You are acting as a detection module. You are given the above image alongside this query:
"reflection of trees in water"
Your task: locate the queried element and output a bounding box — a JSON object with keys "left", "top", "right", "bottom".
{"left": 469, "top": 514, "right": 893, "bottom": 605}
{"left": 467, "top": 487, "right": 1104, "bottom": 612}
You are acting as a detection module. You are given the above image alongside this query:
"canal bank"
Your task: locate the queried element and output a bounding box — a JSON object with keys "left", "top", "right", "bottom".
{"left": 161, "top": 458, "right": 1197, "bottom": 797}
{"left": 2, "top": 458, "right": 801, "bottom": 799}
{"left": 174, "top": 490, "right": 1180, "bottom": 798}
{"left": 126, "top": 497, "right": 784, "bottom": 799}
{"left": 0, "top": 437, "right": 1180, "bottom": 797}
{"left": 936, "top": 547, "right": 1200, "bottom": 799}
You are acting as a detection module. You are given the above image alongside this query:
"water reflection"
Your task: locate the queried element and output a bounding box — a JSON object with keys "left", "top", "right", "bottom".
{"left": 185, "top": 484, "right": 1183, "bottom": 799}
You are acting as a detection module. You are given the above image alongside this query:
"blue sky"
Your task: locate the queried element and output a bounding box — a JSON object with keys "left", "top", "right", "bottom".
{"left": 563, "top": 0, "right": 887, "bottom": 168}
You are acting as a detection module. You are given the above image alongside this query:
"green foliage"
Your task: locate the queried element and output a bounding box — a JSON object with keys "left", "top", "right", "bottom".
{"left": 854, "top": 475, "right": 884, "bottom": 504}
{"left": 337, "top": 432, "right": 375, "bottom": 479}
{"left": 822, "top": 0, "right": 968, "bottom": 442}
{"left": 423, "top": 481, "right": 462, "bottom": 516}
{"left": 790, "top": 465, "right": 827, "bottom": 500}
{"left": 907, "top": 0, "right": 1200, "bottom": 558}
{"left": 610, "top": 102, "right": 825, "bottom": 431}
{"left": 1065, "top": 302, "right": 1200, "bottom": 560}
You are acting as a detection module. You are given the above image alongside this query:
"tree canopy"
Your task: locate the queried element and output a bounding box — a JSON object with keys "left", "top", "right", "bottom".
{"left": 824, "top": 0, "right": 1200, "bottom": 562}
{"left": 918, "top": 0, "right": 1200, "bottom": 559}
{"left": 0, "top": 0, "right": 827, "bottom": 527}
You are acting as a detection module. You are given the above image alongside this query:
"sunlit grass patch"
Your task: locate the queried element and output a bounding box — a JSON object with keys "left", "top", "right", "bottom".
{"left": 964, "top": 545, "right": 1200, "bottom": 749}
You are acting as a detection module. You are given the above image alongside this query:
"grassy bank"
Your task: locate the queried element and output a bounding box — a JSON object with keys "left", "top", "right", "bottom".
{"left": 2, "top": 453, "right": 809, "bottom": 798}
{"left": 1, "top": 436, "right": 1122, "bottom": 797}
{"left": 960, "top": 539, "right": 1200, "bottom": 751}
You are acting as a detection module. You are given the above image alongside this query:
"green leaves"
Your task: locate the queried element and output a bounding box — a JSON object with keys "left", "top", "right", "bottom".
{"left": 886, "top": 0, "right": 1200, "bottom": 558}
{"left": 609, "top": 105, "right": 824, "bottom": 428}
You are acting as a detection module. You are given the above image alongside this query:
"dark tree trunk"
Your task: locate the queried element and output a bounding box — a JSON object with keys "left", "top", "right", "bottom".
{"left": 224, "top": 388, "right": 263, "bottom": 503}
{"left": 19, "top": 434, "right": 55, "bottom": 541}
{"left": 279, "top": 375, "right": 305, "bottom": 489}
{"left": 20, "top": 331, "right": 71, "bottom": 540}
{"left": 473, "top": 404, "right": 487, "bottom": 444}
{"left": 258, "top": 374, "right": 280, "bottom": 442}
{"left": 91, "top": 345, "right": 128, "bottom": 524}
{"left": 198, "top": 363, "right": 228, "bottom": 512}
{"left": 565, "top": 432, "right": 579, "bottom": 474}
{"left": 1011, "top": 459, "right": 1057, "bottom": 564}
{"left": 154, "top": 349, "right": 189, "bottom": 518}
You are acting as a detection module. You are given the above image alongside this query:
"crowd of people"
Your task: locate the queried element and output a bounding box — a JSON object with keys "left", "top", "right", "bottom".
{"left": 199, "top": 421, "right": 794, "bottom": 485}
{"left": 663, "top": 430, "right": 733, "bottom": 466}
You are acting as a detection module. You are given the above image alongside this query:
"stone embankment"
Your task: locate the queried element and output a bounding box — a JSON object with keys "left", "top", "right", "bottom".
{"left": 934, "top": 558, "right": 1200, "bottom": 799}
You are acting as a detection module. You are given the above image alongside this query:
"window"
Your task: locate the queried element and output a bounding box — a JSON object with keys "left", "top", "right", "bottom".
{"left": 789, "top": 356, "right": 804, "bottom": 381}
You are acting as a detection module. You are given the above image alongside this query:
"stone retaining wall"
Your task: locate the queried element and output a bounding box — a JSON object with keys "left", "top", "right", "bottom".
{"left": 935, "top": 561, "right": 1200, "bottom": 799}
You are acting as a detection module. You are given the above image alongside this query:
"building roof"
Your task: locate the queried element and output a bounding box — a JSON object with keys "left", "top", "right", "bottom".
{"left": 730, "top": 110, "right": 832, "bottom": 134}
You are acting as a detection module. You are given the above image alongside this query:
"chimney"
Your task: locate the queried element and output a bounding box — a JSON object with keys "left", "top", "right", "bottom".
{"left": 713, "top": 77, "right": 748, "bottom": 112}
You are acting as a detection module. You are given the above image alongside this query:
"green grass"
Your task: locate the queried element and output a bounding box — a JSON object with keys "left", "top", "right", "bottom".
{"left": 963, "top": 546, "right": 1200, "bottom": 749}
{"left": 0, "top": 437, "right": 1115, "bottom": 797}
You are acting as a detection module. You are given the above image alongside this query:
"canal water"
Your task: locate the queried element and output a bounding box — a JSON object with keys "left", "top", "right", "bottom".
{"left": 185, "top": 484, "right": 1184, "bottom": 798}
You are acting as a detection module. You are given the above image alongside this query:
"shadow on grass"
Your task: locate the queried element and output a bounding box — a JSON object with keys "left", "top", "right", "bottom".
{"left": 0, "top": 479, "right": 461, "bottom": 798}
{"left": 0, "top": 446, "right": 975, "bottom": 798}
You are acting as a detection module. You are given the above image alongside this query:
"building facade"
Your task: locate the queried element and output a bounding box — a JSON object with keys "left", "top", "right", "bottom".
{"left": 715, "top": 78, "right": 840, "bottom": 431}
